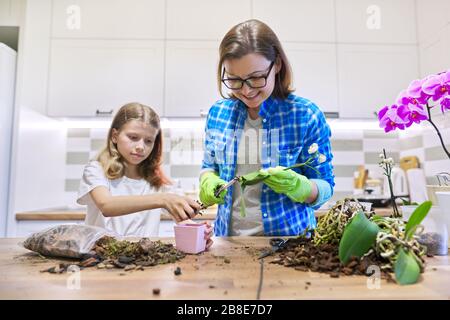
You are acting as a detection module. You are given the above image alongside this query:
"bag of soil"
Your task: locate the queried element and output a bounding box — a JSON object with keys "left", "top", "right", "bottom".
{"left": 23, "top": 224, "right": 117, "bottom": 259}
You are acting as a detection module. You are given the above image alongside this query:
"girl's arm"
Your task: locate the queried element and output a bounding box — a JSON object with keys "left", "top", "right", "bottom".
{"left": 89, "top": 186, "right": 201, "bottom": 222}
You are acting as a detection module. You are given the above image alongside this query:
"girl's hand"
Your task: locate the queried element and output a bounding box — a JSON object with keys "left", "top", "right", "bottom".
{"left": 202, "top": 221, "right": 214, "bottom": 250}
{"left": 162, "top": 194, "right": 201, "bottom": 222}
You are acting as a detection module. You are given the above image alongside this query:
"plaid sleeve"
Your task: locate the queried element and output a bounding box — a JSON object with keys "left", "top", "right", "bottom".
{"left": 298, "top": 103, "right": 335, "bottom": 206}
{"left": 201, "top": 106, "right": 220, "bottom": 173}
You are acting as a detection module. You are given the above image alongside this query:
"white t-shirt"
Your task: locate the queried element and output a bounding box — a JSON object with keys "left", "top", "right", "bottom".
{"left": 230, "top": 115, "right": 264, "bottom": 236}
{"left": 77, "top": 160, "right": 161, "bottom": 237}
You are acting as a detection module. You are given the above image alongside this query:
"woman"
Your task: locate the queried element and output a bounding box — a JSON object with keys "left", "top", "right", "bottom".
{"left": 199, "top": 19, "right": 335, "bottom": 236}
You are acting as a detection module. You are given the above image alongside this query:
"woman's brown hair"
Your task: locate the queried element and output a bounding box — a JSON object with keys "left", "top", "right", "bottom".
{"left": 217, "top": 19, "right": 294, "bottom": 99}
{"left": 97, "top": 102, "right": 170, "bottom": 189}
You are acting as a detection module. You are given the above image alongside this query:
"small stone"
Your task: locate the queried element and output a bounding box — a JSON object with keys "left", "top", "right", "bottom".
{"left": 80, "top": 257, "right": 99, "bottom": 268}
{"left": 209, "top": 285, "right": 216, "bottom": 289}
{"left": 106, "top": 264, "right": 114, "bottom": 269}
{"left": 330, "top": 272, "right": 340, "bottom": 278}
{"left": 224, "top": 258, "right": 230, "bottom": 264}
{"left": 174, "top": 266, "right": 182, "bottom": 276}
{"left": 97, "top": 263, "right": 106, "bottom": 269}
{"left": 153, "top": 288, "right": 160, "bottom": 295}
{"left": 118, "top": 256, "right": 135, "bottom": 264}
{"left": 124, "top": 264, "right": 136, "bottom": 271}
{"left": 113, "top": 260, "right": 126, "bottom": 269}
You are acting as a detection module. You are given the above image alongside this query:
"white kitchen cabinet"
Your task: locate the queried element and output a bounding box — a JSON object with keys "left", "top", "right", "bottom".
{"left": 164, "top": 41, "right": 221, "bottom": 117}
{"left": 284, "top": 43, "right": 338, "bottom": 113}
{"left": 336, "top": 0, "right": 417, "bottom": 44}
{"left": 47, "top": 39, "right": 164, "bottom": 117}
{"left": 166, "top": 0, "right": 251, "bottom": 40}
{"left": 0, "top": 0, "right": 25, "bottom": 26}
{"left": 51, "top": 0, "right": 165, "bottom": 39}
{"left": 419, "top": 24, "right": 450, "bottom": 77}
{"left": 253, "top": 0, "right": 336, "bottom": 42}
{"left": 416, "top": 0, "right": 450, "bottom": 44}
{"left": 337, "top": 44, "right": 418, "bottom": 119}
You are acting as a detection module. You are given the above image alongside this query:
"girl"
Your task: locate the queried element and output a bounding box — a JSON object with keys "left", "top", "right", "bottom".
{"left": 199, "top": 20, "right": 335, "bottom": 236}
{"left": 77, "top": 102, "right": 213, "bottom": 245}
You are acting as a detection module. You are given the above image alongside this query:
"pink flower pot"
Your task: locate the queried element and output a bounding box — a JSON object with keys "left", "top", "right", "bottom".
{"left": 174, "top": 224, "right": 206, "bottom": 254}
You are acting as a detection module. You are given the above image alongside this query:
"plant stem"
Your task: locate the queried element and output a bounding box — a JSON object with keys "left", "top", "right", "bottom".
{"left": 383, "top": 149, "right": 400, "bottom": 218}
{"left": 426, "top": 104, "right": 450, "bottom": 160}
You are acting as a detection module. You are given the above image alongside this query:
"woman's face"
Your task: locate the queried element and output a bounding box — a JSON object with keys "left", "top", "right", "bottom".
{"left": 223, "top": 53, "right": 279, "bottom": 110}
{"left": 112, "top": 119, "right": 158, "bottom": 167}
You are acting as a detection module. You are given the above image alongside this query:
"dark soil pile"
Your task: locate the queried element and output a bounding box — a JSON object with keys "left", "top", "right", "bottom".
{"left": 271, "top": 237, "right": 396, "bottom": 283}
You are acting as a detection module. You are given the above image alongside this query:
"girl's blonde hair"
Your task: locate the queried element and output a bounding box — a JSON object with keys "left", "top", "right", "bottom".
{"left": 97, "top": 102, "right": 170, "bottom": 189}
{"left": 217, "top": 19, "right": 294, "bottom": 99}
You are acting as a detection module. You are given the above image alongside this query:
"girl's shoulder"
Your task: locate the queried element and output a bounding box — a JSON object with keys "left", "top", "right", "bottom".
{"left": 82, "top": 160, "right": 107, "bottom": 180}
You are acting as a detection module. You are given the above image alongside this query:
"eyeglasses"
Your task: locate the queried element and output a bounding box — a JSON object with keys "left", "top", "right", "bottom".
{"left": 221, "top": 60, "right": 275, "bottom": 90}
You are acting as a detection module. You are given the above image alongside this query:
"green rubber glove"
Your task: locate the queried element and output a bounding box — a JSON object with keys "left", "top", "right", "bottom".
{"left": 199, "top": 171, "right": 227, "bottom": 206}
{"left": 261, "top": 166, "right": 312, "bottom": 203}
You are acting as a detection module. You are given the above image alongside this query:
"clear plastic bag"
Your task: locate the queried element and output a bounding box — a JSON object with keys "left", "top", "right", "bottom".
{"left": 23, "top": 224, "right": 117, "bottom": 259}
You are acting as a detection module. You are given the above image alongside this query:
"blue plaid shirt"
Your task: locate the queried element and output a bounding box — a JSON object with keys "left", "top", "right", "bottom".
{"left": 202, "top": 94, "right": 335, "bottom": 236}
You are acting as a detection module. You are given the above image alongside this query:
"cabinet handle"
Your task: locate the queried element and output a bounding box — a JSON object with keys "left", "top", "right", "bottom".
{"left": 200, "top": 109, "right": 208, "bottom": 117}
{"left": 96, "top": 109, "right": 113, "bottom": 117}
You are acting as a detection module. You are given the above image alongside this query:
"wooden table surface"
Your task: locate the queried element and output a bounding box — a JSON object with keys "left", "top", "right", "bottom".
{"left": 1, "top": 237, "right": 449, "bottom": 300}
{"left": 15, "top": 208, "right": 394, "bottom": 221}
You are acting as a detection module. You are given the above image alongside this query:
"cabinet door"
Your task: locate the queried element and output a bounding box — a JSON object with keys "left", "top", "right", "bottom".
{"left": 284, "top": 43, "right": 338, "bottom": 113}
{"left": 165, "top": 41, "right": 221, "bottom": 117}
{"left": 47, "top": 39, "right": 164, "bottom": 117}
{"left": 51, "top": 0, "right": 165, "bottom": 39}
{"left": 419, "top": 24, "right": 450, "bottom": 77}
{"left": 416, "top": 0, "right": 450, "bottom": 44}
{"left": 338, "top": 44, "right": 418, "bottom": 119}
{"left": 253, "top": 0, "right": 335, "bottom": 42}
{"left": 166, "top": 0, "right": 251, "bottom": 40}
{"left": 336, "top": 0, "right": 416, "bottom": 44}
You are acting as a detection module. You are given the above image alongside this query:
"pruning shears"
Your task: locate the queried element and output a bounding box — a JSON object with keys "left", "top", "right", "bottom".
{"left": 258, "top": 238, "right": 290, "bottom": 259}
{"left": 213, "top": 176, "right": 241, "bottom": 198}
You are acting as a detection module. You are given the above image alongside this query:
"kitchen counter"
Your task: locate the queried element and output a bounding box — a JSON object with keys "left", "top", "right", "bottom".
{"left": 15, "top": 207, "right": 219, "bottom": 221}
{"left": 15, "top": 208, "right": 394, "bottom": 221}
{"left": 0, "top": 237, "right": 449, "bottom": 299}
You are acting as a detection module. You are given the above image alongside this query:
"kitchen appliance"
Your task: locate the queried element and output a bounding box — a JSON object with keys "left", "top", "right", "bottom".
{"left": 407, "top": 168, "right": 428, "bottom": 203}
{"left": 383, "top": 167, "right": 408, "bottom": 198}
{"left": 399, "top": 156, "right": 420, "bottom": 171}
{"left": 0, "top": 43, "right": 16, "bottom": 237}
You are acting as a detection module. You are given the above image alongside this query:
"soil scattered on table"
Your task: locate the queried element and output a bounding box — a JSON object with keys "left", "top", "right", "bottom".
{"left": 271, "top": 237, "right": 396, "bottom": 283}
{"left": 39, "top": 236, "right": 185, "bottom": 274}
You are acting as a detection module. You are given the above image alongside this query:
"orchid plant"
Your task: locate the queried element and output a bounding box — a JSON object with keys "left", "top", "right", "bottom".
{"left": 378, "top": 69, "right": 450, "bottom": 160}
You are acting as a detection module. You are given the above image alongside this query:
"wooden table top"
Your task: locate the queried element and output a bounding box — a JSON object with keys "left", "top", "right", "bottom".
{"left": 15, "top": 208, "right": 394, "bottom": 221}
{"left": 1, "top": 237, "right": 449, "bottom": 300}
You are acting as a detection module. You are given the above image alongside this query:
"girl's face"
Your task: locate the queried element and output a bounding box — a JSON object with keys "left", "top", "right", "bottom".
{"left": 223, "top": 53, "right": 280, "bottom": 110}
{"left": 112, "top": 119, "right": 158, "bottom": 167}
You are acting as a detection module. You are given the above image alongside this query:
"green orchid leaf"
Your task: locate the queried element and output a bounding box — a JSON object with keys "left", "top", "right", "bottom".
{"left": 339, "top": 212, "right": 380, "bottom": 265}
{"left": 240, "top": 171, "right": 269, "bottom": 187}
{"left": 394, "top": 248, "right": 421, "bottom": 285}
{"left": 239, "top": 184, "right": 247, "bottom": 217}
{"left": 405, "top": 201, "right": 432, "bottom": 240}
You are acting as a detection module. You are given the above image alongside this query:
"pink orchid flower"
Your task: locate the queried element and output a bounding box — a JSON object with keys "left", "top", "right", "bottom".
{"left": 378, "top": 104, "right": 410, "bottom": 133}
{"left": 403, "top": 103, "right": 428, "bottom": 127}
{"left": 422, "top": 70, "right": 450, "bottom": 101}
